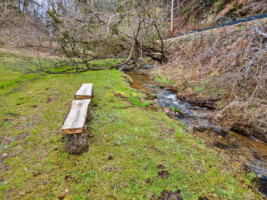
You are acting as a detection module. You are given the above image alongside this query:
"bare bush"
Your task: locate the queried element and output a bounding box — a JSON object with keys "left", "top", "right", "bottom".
{"left": 1, "top": 0, "right": 171, "bottom": 73}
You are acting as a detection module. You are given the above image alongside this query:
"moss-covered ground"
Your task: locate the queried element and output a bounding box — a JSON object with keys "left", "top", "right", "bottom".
{"left": 0, "top": 51, "right": 261, "bottom": 199}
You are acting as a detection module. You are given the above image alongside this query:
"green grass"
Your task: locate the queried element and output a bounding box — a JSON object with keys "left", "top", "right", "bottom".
{"left": 194, "top": 85, "right": 205, "bottom": 93}
{"left": 213, "top": 0, "right": 227, "bottom": 13}
{"left": 0, "top": 51, "right": 37, "bottom": 96}
{"left": 0, "top": 51, "right": 261, "bottom": 199}
{"left": 154, "top": 75, "right": 175, "bottom": 87}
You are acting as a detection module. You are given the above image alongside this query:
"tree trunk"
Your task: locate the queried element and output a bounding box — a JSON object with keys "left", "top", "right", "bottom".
{"left": 170, "top": 0, "right": 174, "bottom": 36}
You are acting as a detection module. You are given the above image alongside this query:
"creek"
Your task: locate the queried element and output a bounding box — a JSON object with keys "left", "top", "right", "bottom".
{"left": 126, "top": 70, "right": 267, "bottom": 196}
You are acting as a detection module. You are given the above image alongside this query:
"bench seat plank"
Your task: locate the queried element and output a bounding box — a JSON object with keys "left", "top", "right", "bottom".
{"left": 62, "top": 99, "right": 91, "bottom": 134}
{"left": 75, "top": 83, "right": 93, "bottom": 99}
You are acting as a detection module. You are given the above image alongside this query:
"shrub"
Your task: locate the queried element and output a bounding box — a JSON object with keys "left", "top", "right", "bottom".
{"left": 214, "top": 0, "right": 228, "bottom": 13}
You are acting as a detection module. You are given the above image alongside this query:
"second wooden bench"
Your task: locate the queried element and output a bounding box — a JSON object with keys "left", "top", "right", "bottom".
{"left": 75, "top": 83, "right": 93, "bottom": 100}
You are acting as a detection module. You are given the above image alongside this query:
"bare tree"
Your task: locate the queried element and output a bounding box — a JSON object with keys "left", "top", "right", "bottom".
{"left": 171, "top": 0, "right": 174, "bottom": 36}
{"left": 11, "top": 0, "right": 169, "bottom": 74}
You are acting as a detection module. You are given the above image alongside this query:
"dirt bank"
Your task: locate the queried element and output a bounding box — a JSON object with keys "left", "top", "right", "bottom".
{"left": 171, "top": 0, "right": 267, "bottom": 36}
{"left": 153, "top": 19, "right": 267, "bottom": 142}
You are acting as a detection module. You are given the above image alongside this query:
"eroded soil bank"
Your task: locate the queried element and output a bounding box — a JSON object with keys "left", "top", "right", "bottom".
{"left": 126, "top": 70, "right": 267, "bottom": 196}
{"left": 157, "top": 19, "right": 267, "bottom": 143}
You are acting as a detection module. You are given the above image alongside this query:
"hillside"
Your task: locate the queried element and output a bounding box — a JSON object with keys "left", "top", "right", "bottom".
{"left": 172, "top": 0, "right": 267, "bottom": 35}
{"left": 153, "top": 18, "right": 267, "bottom": 142}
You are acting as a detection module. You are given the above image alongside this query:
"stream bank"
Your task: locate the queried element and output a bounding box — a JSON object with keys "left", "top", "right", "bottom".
{"left": 126, "top": 70, "right": 267, "bottom": 196}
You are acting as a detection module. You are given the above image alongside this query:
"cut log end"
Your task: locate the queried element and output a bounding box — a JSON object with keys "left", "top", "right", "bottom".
{"left": 75, "top": 90, "right": 94, "bottom": 100}
{"left": 64, "top": 126, "right": 89, "bottom": 154}
{"left": 74, "top": 95, "right": 92, "bottom": 100}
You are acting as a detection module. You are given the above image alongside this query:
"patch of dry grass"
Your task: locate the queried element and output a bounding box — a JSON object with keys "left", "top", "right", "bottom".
{"left": 154, "top": 19, "right": 267, "bottom": 141}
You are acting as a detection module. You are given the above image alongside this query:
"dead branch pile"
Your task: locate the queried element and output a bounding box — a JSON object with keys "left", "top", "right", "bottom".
{"left": 1, "top": 1, "right": 169, "bottom": 73}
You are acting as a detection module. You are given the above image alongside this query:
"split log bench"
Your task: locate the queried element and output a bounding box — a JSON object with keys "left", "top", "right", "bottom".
{"left": 62, "top": 99, "right": 91, "bottom": 154}
{"left": 62, "top": 83, "right": 94, "bottom": 154}
{"left": 75, "top": 83, "right": 93, "bottom": 100}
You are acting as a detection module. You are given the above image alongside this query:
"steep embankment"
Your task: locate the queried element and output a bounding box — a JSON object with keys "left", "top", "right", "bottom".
{"left": 153, "top": 18, "right": 267, "bottom": 142}
{"left": 172, "top": 0, "right": 267, "bottom": 35}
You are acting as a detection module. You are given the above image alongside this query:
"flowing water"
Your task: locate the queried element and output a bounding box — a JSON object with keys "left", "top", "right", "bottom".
{"left": 126, "top": 71, "right": 267, "bottom": 196}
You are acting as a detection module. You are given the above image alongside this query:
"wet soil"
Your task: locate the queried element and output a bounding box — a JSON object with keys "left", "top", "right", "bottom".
{"left": 158, "top": 170, "right": 170, "bottom": 179}
{"left": 126, "top": 71, "right": 267, "bottom": 196}
{"left": 158, "top": 189, "right": 183, "bottom": 200}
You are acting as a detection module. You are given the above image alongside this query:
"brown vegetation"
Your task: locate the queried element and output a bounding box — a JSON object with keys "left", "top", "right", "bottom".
{"left": 171, "top": 0, "right": 267, "bottom": 35}
{"left": 0, "top": 0, "right": 169, "bottom": 73}
{"left": 153, "top": 19, "right": 267, "bottom": 142}
{"left": 0, "top": 7, "right": 49, "bottom": 51}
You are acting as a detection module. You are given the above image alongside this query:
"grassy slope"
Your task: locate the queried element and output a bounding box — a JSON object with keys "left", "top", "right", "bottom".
{"left": 0, "top": 51, "right": 261, "bottom": 199}
{"left": 0, "top": 51, "right": 37, "bottom": 96}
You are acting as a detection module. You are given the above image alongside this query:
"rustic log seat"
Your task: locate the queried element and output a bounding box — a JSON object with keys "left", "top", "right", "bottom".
{"left": 62, "top": 99, "right": 91, "bottom": 154}
{"left": 75, "top": 83, "right": 93, "bottom": 100}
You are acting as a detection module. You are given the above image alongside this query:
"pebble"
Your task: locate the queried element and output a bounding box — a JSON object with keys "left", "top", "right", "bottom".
{"left": 2, "top": 153, "right": 8, "bottom": 158}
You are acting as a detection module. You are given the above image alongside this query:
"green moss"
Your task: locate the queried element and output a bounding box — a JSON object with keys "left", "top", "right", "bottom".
{"left": 0, "top": 53, "right": 260, "bottom": 199}
{"left": 213, "top": 0, "right": 228, "bottom": 13}
{"left": 194, "top": 85, "right": 205, "bottom": 93}
{"left": 224, "top": 3, "right": 243, "bottom": 17}
{"left": 127, "top": 95, "right": 152, "bottom": 107}
{"left": 46, "top": 9, "right": 61, "bottom": 24}
{"left": 183, "top": 7, "right": 191, "bottom": 14}
{"left": 200, "top": 79, "right": 210, "bottom": 85}
{"left": 154, "top": 75, "right": 175, "bottom": 87}
{"left": 244, "top": 173, "right": 258, "bottom": 185}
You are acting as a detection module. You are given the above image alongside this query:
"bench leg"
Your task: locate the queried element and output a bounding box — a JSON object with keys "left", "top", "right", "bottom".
{"left": 64, "top": 126, "right": 88, "bottom": 154}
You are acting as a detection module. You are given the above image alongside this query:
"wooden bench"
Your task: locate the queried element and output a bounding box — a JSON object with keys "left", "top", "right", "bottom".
{"left": 62, "top": 99, "right": 91, "bottom": 154}
{"left": 75, "top": 83, "right": 93, "bottom": 100}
